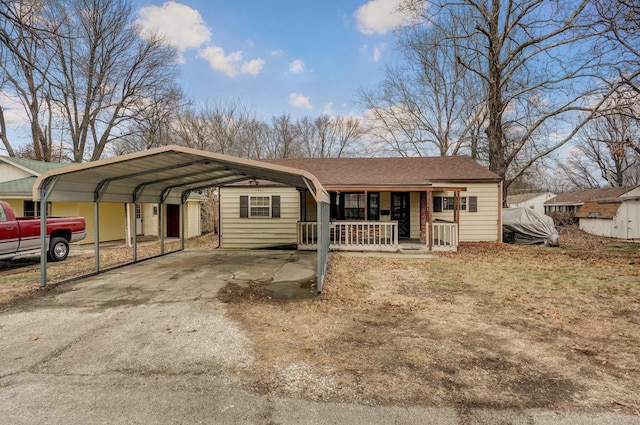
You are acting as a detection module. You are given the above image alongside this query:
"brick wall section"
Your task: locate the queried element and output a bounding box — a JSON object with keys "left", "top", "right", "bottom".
{"left": 420, "top": 192, "right": 427, "bottom": 243}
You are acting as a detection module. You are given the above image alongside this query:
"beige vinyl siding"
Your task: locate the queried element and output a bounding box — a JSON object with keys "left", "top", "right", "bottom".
{"left": 410, "top": 192, "right": 420, "bottom": 239}
{"left": 622, "top": 187, "right": 640, "bottom": 198}
{"left": 379, "top": 192, "right": 391, "bottom": 221}
{"left": 4, "top": 199, "right": 23, "bottom": 215}
{"left": 185, "top": 200, "right": 202, "bottom": 238}
{"left": 0, "top": 164, "right": 32, "bottom": 183}
{"left": 432, "top": 182, "right": 501, "bottom": 242}
{"left": 304, "top": 191, "right": 317, "bottom": 221}
{"left": 142, "top": 203, "right": 159, "bottom": 236}
{"left": 53, "top": 202, "right": 126, "bottom": 244}
{"left": 220, "top": 186, "right": 299, "bottom": 249}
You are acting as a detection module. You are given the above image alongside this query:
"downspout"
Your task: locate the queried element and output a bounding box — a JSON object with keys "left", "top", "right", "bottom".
{"left": 427, "top": 190, "right": 433, "bottom": 251}
{"left": 498, "top": 181, "right": 503, "bottom": 243}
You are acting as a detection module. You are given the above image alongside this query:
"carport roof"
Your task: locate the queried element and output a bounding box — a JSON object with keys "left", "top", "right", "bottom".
{"left": 33, "top": 145, "right": 329, "bottom": 205}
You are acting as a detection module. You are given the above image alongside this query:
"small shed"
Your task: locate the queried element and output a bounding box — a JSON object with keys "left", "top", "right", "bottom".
{"left": 576, "top": 191, "right": 640, "bottom": 240}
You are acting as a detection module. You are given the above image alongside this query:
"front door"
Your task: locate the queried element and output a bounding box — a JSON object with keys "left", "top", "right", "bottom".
{"left": 391, "top": 192, "right": 410, "bottom": 238}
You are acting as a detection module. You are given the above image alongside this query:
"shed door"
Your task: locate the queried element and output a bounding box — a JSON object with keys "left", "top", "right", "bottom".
{"left": 135, "top": 204, "right": 144, "bottom": 236}
{"left": 167, "top": 204, "right": 180, "bottom": 238}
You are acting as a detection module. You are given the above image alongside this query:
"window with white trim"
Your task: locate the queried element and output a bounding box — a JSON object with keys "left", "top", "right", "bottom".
{"left": 249, "top": 195, "right": 271, "bottom": 217}
{"left": 433, "top": 196, "right": 477, "bottom": 212}
{"left": 240, "top": 195, "right": 281, "bottom": 218}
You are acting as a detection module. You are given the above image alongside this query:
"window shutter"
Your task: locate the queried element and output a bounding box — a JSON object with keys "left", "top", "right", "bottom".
{"left": 240, "top": 196, "right": 248, "bottom": 218}
{"left": 433, "top": 196, "right": 442, "bottom": 212}
{"left": 469, "top": 196, "right": 478, "bottom": 213}
{"left": 271, "top": 195, "right": 280, "bottom": 218}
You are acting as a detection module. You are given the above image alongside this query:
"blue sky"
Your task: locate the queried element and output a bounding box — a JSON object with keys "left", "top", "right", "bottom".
{"left": 134, "top": 0, "right": 412, "bottom": 119}
{"left": 1, "top": 0, "right": 417, "bottom": 151}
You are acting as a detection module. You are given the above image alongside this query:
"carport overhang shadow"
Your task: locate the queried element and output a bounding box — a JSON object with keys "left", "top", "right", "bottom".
{"left": 33, "top": 145, "right": 331, "bottom": 293}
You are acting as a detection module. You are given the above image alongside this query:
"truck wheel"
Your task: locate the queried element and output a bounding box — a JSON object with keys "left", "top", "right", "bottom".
{"left": 48, "top": 237, "right": 69, "bottom": 262}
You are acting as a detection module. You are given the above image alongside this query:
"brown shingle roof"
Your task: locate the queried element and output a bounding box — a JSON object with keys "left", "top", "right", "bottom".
{"left": 575, "top": 199, "right": 622, "bottom": 219}
{"left": 544, "top": 187, "right": 632, "bottom": 205}
{"left": 259, "top": 156, "right": 500, "bottom": 186}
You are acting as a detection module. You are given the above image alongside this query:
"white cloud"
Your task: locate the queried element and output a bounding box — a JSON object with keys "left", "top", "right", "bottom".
{"left": 137, "top": 1, "right": 210, "bottom": 53}
{"left": 241, "top": 59, "right": 266, "bottom": 76}
{"left": 0, "top": 91, "right": 28, "bottom": 126}
{"left": 271, "top": 50, "right": 285, "bottom": 56}
{"left": 289, "top": 92, "right": 313, "bottom": 109}
{"left": 355, "top": 0, "right": 421, "bottom": 35}
{"left": 372, "top": 44, "right": 386, "bottom": 61}
{"left": 289, "top": 59, "right": 305, "bottom": 74}
{"left": 198, "top": 46, "right": 242, "bottom": 76}
{"left": 198, "top": 46, "right": 264, "bottom": 77}
{"left": 323, "top": 102, "right": 334, "bottom": 115}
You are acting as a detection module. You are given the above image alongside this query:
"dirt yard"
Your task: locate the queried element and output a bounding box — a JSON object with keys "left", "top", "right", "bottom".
{"left": 219, "top": 227, "right": 640, "bottom": 414}
{"left": 1, "top": 228, "right": 639, "bottom": 415}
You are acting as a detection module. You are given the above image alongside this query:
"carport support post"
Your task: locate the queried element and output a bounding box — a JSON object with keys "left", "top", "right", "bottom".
{"left": 94, "top": 202, "right": 100, "bottom": 273}
{"left": 159, "top": 203, "right": 164, "bottom": 255}
{"left": 39, "top": 188, "right": 49, "bottom": 287}
{"left": 181, "top": 199, "right": 185, "bottom": 250}
{"left": 38, "top": 176, "right": 58, "bottom": 287}
{"left": 132, "top": 203, "right": 138, "bottom": 262}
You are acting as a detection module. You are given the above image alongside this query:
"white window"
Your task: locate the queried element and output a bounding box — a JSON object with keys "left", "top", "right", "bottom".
{"left": 249, "top": 195, "right": 271, "bottom": 218}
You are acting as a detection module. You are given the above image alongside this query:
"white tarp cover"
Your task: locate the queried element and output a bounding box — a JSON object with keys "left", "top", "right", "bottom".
{"left": 502, "top": 207, "right": 559, "bottom": 246}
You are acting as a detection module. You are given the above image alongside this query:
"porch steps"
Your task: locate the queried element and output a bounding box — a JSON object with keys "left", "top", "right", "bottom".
{"left": 398, "top": 244, "right": 433, "bottom": 255}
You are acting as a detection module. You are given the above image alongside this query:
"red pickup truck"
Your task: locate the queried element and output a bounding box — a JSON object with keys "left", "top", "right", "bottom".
{"left": 0, "top": 201, "right": 86, "bottom": 262}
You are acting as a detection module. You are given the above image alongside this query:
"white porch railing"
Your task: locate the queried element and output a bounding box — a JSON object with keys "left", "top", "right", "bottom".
{"left": 297, "top": 221, "right": 399, "bottom": 252}
{"left": 432, "top": 222, "right": 458, "bottom": 251}
{"left": 297, "top": 221, "right": 458, "bottom": 252}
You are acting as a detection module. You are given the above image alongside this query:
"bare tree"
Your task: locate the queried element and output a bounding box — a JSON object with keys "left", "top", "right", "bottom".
{"left": 360, "top": 8, "right": 485, "bottom": 157}
{"left": 0, "top": 0, "right": 180, "bottom": 162}
{"left": 0, "top": 0, "right": 57, "bottom": 160}
{"left": 110, "top": 87, "right": 185, "bottom": 155}
{"left": 560, "top": 90, "right": 640, "bottom": 188}
{"left": 46, "top": 0, "right": 180, "bottom": 162}
{"left": 298, "top": 114, "right": 365, "bottom": 158}
{"left": 593, "top": 0, "right": 640, "bottom": 156}
{"left": 268, "top": 113, "right": 301, "bottom": 158}
{"left": 398, "top": 0, "right": 614, "bottom": 201}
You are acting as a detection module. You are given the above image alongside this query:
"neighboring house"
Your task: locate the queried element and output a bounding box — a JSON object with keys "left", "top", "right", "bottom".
{"left": 574, "top": 187, "right": 640, "bottom": 240}
{"left": 220, "top": 156, "right": 503, "bottom": 252}
{"left": 0, "top": 156, "right": 202, "bottom": 244}
{"left": 507, "top": 192, "right": 556, "bottom": 214}
{"left": 544, "top": 187, "right": 633, "bottom": 225}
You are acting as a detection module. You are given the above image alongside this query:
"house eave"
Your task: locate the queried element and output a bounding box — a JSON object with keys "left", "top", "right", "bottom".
{"left": 322, "top": 184, "right": 468, "bottom": 192}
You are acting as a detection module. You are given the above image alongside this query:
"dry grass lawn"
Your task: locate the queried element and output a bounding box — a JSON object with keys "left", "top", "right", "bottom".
{"left": 219, "top": 227, "right": 640, "bottom": 414}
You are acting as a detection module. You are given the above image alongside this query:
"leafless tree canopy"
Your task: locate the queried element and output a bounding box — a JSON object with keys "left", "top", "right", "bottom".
{"left": 364, "top": 0, "right": 625, "bottom": 198}
{"left": 0, "top": 0, "right": 180, "bottom": 162}
{"left": 559, "top": 89, "right": 640, "bottom": 189}
{"left": 360, "top": 7, "right": 486, "bottom": 158}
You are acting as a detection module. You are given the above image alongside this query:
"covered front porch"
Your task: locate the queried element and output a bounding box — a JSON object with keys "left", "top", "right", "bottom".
{"left": 297, "top": 220, "right": 458, "bottom": 252}
{"left": 296, "top": 185, "right": 467, "bottom": 253}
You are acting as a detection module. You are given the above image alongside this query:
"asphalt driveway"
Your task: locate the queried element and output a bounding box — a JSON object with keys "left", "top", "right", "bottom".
{"left": 1, "top": 249, "right": 638, "bottom": 425}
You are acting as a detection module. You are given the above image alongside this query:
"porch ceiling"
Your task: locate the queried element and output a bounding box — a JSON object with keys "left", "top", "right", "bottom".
{"left": 33, "top": 145, "right": 329, "bottom": 205}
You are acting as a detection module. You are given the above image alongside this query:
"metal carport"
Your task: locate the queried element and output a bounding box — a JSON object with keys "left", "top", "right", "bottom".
{"left": 32, "top": 145, "right": 331, "bottom": 292}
